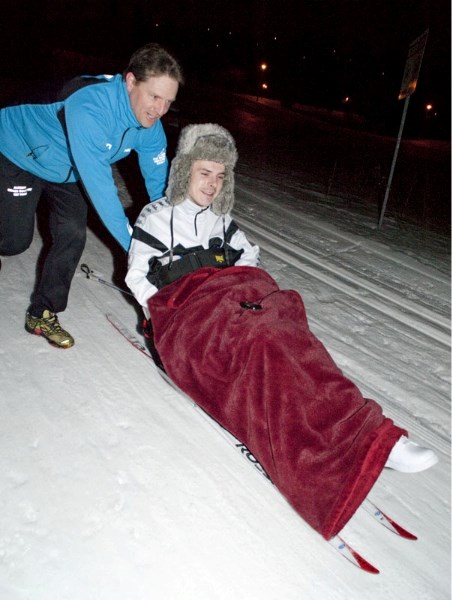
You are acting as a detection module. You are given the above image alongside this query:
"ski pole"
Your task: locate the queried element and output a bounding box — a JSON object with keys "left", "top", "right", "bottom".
{"left": 80, "top": 263, "right": 134, "bottom": 296}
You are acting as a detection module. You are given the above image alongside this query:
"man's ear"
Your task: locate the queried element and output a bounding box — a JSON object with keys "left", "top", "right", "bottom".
{"left": 125, "top": 72, "right": 136, "bottom": 92}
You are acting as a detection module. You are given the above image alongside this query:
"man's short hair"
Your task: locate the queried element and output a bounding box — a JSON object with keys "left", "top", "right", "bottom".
{"left": 124, "top": 43, "right": 184, "bottom": 85}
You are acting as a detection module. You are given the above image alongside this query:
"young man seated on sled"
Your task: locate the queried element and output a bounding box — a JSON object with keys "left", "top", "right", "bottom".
{"left": 125, "top": 123, "right": 438, "bottom": 540}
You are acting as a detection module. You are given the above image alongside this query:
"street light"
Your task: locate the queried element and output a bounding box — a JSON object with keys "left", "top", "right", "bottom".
{"left": 256, "top": 63, "right": 268, "bottom": 101}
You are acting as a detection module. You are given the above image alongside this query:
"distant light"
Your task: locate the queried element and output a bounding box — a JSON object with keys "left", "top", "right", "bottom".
{"left": 343, "top": 96, "right": 350, "bottom": 103}
{"left": 426, "top": 103, "right": 433, "bottom": 111}
{"left": 155, "top": 23, "right": 159, "bottom": 27}
{"left": 262, "top": 83, "right": 268, "bottom": 90}
{"left": 260, "top": 63, "right": 267, "bottom": 71}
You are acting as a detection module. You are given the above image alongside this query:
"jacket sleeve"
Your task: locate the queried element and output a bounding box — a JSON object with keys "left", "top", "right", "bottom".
{"left": 64, "top": 96, "right": 132, "bottom": 252}
{"left": 137, "top": 127, "right": 169, "bottom": 201}
{"left": 227, "top": 220, "right": 260, "bottom": 267}
{"left": 126, "top": 204, "right": 170, "bottom": 311}
{"left": 125, "top": 239, "right": 160, "bottom": 313}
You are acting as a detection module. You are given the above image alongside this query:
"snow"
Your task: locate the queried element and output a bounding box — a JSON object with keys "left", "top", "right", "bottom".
{"left": 0, "top": 105, "right": 450, "bottom": 598}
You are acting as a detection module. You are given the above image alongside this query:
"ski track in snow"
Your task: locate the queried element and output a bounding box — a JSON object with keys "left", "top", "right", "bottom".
{"left": 0, "top": 168, "right": 450, "bottom": 598}
{"left": 236, "top": 212, "right": 449, "bottom": 345}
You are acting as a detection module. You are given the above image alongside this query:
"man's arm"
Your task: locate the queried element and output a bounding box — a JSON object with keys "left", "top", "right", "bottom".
{"left": 126, "top": 201, "right": 171, "bottom": 310}
{"left": 137, "top": 134, "right": 169, "bottom": 202}
{"left": 64, "top": 98, "right": 132, "bottom": 251}
{"left": 229, "top": 224, "right": 260, "bottom": 267}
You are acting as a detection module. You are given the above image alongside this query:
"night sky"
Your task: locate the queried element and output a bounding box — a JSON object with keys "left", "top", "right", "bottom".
{"left": 1, "top": 0, "right": 450, "bottom": 138}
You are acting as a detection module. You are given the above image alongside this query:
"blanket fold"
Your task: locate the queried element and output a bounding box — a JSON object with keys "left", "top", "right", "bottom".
{"left": 148, "top": 266, "right": 405, "bottom": 539}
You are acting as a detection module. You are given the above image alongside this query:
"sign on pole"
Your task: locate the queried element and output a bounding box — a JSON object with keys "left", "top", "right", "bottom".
{"left": 378, "top": 29, "right": 429, "bottom": 228}
{"left": 398, "top": 29, "right": 429, "bottom": 100}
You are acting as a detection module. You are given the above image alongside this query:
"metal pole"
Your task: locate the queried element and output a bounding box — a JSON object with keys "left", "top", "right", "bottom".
{"left": 378, "top": 95, "right": 410, "bottom": 228}
{"left": 80, "top": 263, "right": 134, "bottom": 296}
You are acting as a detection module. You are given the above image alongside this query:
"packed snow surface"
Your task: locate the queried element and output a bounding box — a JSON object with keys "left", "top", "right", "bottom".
{"left": 0, "top": 110, "right": 450, "bottom": 598}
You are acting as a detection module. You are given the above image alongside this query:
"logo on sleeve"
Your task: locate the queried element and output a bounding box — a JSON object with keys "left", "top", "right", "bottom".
{"left": 153, "top": 149, "right": 166, "bottom": 165}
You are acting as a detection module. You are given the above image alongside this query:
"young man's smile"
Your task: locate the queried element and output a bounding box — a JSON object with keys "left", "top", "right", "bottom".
{"left": 187, "top": 160, "right": 225, "bottom": 208}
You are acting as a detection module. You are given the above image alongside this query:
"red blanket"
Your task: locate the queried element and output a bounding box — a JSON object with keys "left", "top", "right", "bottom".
{"left": 148, "top": 266, "right": 405, "bottom": 539}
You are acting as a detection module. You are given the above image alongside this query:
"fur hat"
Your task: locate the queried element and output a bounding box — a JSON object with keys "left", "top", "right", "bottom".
{"left": 165, "top": 123, "right": 238, "bottom": 214}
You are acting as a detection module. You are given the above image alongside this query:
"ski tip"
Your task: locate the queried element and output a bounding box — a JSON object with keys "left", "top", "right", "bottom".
{"left": 385, "top": 516, "right": 418, "bottom": 540}
{"left": 364, "top": 500, "right": 418, "bottom": 540}
{"left": 333, "top": 536, "right": 380, "bottom": 574}
{"left": 354, "top": 552, "right": 380, "bottom": 574}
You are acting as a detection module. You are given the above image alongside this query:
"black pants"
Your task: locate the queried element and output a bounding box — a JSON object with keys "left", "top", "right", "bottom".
{"left": 0, "top": 153, "right": 88, "bottom": 315}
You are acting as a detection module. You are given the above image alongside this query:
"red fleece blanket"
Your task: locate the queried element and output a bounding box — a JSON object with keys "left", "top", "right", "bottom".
{"left": 148, "top": 266, "right": 405, "bottom": 539}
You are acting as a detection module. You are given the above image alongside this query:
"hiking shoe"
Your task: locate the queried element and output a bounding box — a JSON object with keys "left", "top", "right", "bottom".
{"left": 385, "top": 436, "right": 438, "bottom": 473}
{"left": 25, "top": 310, "right": 75, "bottom": 349}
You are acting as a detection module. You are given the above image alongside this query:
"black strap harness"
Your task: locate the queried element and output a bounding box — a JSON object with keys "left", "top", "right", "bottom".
{"left": 132, "top": 211, "right": 244, "bottom": 289}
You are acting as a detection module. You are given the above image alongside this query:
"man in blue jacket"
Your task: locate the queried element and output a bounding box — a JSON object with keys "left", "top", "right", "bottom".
{"left": 0, "top": 43, "right": 184, "bottom": 348}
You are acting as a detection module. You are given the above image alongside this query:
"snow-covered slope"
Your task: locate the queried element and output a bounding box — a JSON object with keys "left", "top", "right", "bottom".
{"left": 0, "top": 168, "right": 450, "bottom": 598}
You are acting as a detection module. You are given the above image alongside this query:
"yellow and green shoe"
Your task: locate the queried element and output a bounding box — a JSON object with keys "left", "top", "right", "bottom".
{"left": 25, "top": 310, "right": 74, "bottom": 349}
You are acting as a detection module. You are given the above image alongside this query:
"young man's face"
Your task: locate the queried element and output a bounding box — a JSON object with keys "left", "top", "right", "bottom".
{"left": 125, "top": 72, "right": 179, "bottom": 128}
{"left": 187, "top": 160, "right": 225, "bottom": 208}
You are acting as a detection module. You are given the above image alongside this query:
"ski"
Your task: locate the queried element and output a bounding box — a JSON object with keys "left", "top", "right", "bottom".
{"left": 106, "top": 313, "right": 151, "bottom": 357}
{"left": 329, "top": 536, "right": 380, "bottom": 574}
{"left": 361, "top": 499, "right": 417, "bottom": 540}
{"left": 106, "top": 312, "right": 415, "bottom": 573}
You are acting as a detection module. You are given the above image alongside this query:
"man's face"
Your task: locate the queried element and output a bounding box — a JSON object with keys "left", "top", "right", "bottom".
{"left": 187, "top": 160, "right": 225, "bottom": 208}
{"left": 125, "top": 72, "right": 179, "bottom": 128}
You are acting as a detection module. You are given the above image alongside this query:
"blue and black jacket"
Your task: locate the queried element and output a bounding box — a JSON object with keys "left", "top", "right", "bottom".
{"left": 0, "top": 74, "right": 169, "bottom": 250}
